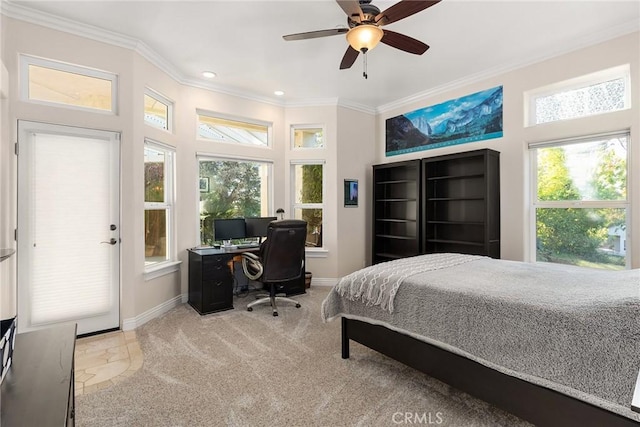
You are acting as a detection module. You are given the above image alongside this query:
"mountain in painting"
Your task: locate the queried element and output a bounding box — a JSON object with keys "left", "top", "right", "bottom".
{"left": 431, "top": 87, "right": 503, "bottom": 141}
{"left": 385, "top": 115, "right": 431, "bottom": 153}
{"left": 385, "top": 86, "right": 504, "bottom": 155}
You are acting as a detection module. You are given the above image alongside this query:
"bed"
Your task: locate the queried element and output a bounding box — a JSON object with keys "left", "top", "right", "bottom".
{"left": 321, "top": 253, "right": 640, "bottom": 426}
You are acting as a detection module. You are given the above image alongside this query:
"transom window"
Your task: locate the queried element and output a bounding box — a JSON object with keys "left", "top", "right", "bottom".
{"left": 20, "top": 55, "right": 117, "bottom": 113}
{"left": 525, "top": 65, "right": 630, "bottom": 126}
{"left": 530, "top": 132, "right": 629, "bottom": 269}
{"left": 198, "top": 156, "right": 272, "bottom": 245}
{"left": 144, "top": 88, "right": 173, "bottom": 131}
{"left": 292, "top": 125, "right": 325, "bottom": 149}
{"left": 197, "top": 110, "right": 270, "bottom": 147}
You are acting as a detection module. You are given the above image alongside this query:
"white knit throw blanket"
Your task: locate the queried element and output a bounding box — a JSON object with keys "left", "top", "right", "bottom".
{"left": 335, "top": 253, "right": 484, "bottom": 313}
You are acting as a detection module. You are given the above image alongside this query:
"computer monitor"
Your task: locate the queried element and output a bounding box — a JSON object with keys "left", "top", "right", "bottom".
{"left": 213, "top": 218, "right": 247, "bottom": 244}
{"left": 245, "top": 216, "right": 277, "bottom": 241}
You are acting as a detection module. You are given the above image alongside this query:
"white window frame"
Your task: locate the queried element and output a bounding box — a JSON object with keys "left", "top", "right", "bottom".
{"left": 144, "top": 139, "right": 179, "bottom": 278}
{"left": 524, "top": 64, "right": 631, "bottom": 127}
{"left": 196, "top": 109, "right": 272, "bottom": 148}
{"left": 144, "top": 87, "right": 173, "bottom": 132}
{"left": 20, "top": 54, "right": 118, "bottom": 114}
{"left": 196, "top": 153, "right": 274, "bottom": 245}
{"left": 291, "top": 124, "right": 326, "bottom": 150}
{"left": 528, "top": 131, "right": 631, "bottom": 268}
{"left": 291, "top": 159, "right": 326, "bottom": 255}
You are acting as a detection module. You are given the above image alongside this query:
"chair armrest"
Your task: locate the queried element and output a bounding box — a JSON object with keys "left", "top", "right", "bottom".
{"left": 242, "top": 252, "right": 260, "bottom": 261}
{"left": 241, "top": 252, "right": 263, "bottom": 280}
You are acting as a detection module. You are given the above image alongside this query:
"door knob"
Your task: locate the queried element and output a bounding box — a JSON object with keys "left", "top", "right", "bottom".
{"left": 100, "top": 238, "right": 117, "bottom": 245}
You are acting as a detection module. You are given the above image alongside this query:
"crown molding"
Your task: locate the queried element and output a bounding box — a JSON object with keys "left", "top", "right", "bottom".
{"left": 1, "top": 1, "right": 286, "bottom": 108}
{"left": 377, "top": 19, "right": 640, "bottom": 115}
{"left": 3, "top": 1, "right": 638, "bottom": 116}
{"left": 2, "top": 0, "right": 137, "bottom": 50}
{"left": 336, "top": 99, "right": 376, "bottom": 115}
{"left": 1, "top": 0, "right": 348, "bottom": 110}
{"left": 180, "top": 75, "right": 287, "bottom": 107}
{"left": 282, "top": 97, "right": 375, "bottom": 115}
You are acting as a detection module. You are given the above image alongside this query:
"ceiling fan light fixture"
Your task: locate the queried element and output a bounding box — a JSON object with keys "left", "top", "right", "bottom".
{"left": 346, "top": 24, "right": 383, "bottom": 52}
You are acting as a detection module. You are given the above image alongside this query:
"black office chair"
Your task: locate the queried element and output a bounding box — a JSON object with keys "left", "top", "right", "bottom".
{"left": 241, "top": 219, "right": 307, "bottom": 316}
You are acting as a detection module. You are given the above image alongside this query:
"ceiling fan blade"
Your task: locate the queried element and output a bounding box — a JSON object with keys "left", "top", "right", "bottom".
{"left": 336, "top": 0, "right": 364, "bottom": 21}
{"left": 339, "top": 46, "right": 360, "bottom": 70}
{"left": 283, "top": 28, "right": 348, "bottom": 41}
{"left": 381, "top": 29, "right": 429, "bottom": 55}
{"left": 376, "top": 1, "right": 441, "bottom": 26}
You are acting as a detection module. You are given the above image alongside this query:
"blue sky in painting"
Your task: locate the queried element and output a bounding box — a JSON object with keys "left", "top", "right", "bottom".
{"left": 404, "top": 87, "right": 499, "bottom": 131}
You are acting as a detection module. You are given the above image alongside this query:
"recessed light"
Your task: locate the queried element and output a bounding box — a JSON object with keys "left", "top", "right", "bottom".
{"left": 202, "top": 71, "right": 216, "bottom": 79}
{"left": 274, "top": 90, "right": 285, "bottom": 96}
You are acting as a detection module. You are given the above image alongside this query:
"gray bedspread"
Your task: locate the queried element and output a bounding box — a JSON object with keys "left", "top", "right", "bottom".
{"left": 321, "top": 254, "right": 640, "bottom": 421}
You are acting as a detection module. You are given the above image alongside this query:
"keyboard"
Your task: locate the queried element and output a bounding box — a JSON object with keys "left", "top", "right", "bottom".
{"left": 236, "top": 243, "right": 259, "bottom": 249}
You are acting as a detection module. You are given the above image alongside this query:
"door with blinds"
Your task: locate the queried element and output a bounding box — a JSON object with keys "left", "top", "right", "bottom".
{"left": 17, "top": 121, "right": 120, "bottom": 335}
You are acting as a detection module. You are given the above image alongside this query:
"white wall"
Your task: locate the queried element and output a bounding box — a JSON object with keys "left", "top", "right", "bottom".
{"left": 375, "top": 32, "right": 640, "bottom": 267}
{"left": 283, "top": 105, "right": 374, "bottom": 280}
{"left": 0, "top": 16, "right": 363, "bottom": 328}
{"left": 336, "top": 106, "right": 376, "bottom": 273}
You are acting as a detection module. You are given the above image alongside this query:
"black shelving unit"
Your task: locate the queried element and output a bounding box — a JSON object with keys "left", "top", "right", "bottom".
{"left": 422, "top": 149, "right": 500, "bottom": 258}
{"left": 372, "top": 159, "right": 421, "bottom": 264}
{"left": 372, "top": 149, "right": 500, "bottom": 263}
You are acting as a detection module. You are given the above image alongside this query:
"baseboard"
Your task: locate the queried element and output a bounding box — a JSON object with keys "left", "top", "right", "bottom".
{"left": 122, "top": 293, "right": 186, "bottom": 331}
{"left": 309, "top": 277, "right": 338, "bottom": 287}
{"left": 121, "top": 279, "right": 333, "bottom": 331}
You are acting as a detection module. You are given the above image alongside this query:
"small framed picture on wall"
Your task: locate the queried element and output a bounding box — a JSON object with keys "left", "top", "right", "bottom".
{"left": 344, "top": 179, "right": 358, "bottom": 207}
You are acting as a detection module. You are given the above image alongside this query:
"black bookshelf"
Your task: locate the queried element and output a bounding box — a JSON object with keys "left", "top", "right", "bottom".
{"left": 422, "top": 149, "right": 500, "bottom": 258}
{"left": 372, "top": 159, "right": 421, "bottom": 264}
{"left": 372, "top": 149, "right": 500, "bottom": 263}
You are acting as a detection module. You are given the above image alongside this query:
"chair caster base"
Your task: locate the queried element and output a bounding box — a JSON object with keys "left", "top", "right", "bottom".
{"left": 295, "top": 304, "right": 301, "bottom": 308}
{"left": 247, "top": 307, "right": 253, "bottom": 312}
{"left": 273, "top": 312, "right": 278, "bottom": 317}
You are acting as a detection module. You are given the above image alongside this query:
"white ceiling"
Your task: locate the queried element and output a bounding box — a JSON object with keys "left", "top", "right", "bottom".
{"left": 6, "top": 0, "right": 640, "bottom": 111}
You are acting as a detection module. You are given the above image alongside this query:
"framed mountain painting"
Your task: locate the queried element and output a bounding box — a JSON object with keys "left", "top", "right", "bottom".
{"left": 385, "top": 86, "right": 503, "bottom": 156}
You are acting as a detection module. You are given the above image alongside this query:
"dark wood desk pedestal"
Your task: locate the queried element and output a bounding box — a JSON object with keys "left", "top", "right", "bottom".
{"left": 1, "top": 323, "right": 77, "bottom": 427}
{"left": 188, "top": 247, "right": 306, "bottom": 315}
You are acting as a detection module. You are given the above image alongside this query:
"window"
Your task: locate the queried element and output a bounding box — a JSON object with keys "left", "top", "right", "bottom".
{"left": 20, "top": 55, "right": 117, "bottom": 113}
{"left": 525, "top": 65, "right": 630, "bottom": 126}
{"left": 530, "top": 132, "right": 629, "bottom": 269}
{"left": 144, "top": 140, "right": 176, "bottom": 269}
{"left": 292, "top": 125, "right": 324, "bottom": 149}
{"left": 144, "top": 88, "right": 173, "bottom": 131}
{"left": 198, "top": 156, "right": 272, "bottom": 245}
{"left": 197, "top": 110, "right": 270, "bottom": 147}
{"left": 291, "top": 161, "right": 324, "bottom": 248}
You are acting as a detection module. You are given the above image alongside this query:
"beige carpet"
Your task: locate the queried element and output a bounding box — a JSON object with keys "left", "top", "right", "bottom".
{"left": 76, "top": 287, "right": 532, "bottom": 426}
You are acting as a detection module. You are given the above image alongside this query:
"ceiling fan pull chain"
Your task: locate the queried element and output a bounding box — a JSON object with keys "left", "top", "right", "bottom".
{"left": 363, "top": 50, "right": 368, "bottom": 79}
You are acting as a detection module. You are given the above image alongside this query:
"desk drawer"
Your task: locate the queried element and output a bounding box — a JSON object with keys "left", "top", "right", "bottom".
{"left": 188, "top": 249, "right": 235, "bottom": 314}
{"left": 202, "top": 256, "right": 233, "bottom": 280}
{"left": 203, "top": 278, "right": 233, "bottom": 312}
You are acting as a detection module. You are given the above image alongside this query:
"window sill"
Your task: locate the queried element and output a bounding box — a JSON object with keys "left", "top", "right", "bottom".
{"left": 144, "top": 260, "right": 182, "bottom": 281}
{"left": 305, "top": 248, "right": 328, "bottom": 258}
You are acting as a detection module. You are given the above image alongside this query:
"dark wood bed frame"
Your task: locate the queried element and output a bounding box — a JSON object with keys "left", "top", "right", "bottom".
{"left": 341, "top": 317, "right": 640, "bottom": 427}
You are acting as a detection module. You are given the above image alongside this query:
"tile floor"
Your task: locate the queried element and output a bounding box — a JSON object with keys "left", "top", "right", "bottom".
{"left": 74, "top": 330, "right": 143, "bottom": 396}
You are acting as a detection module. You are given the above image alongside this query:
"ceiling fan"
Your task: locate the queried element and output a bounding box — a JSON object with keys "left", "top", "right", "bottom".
{"left": 283, "top": 0, "right": 441, "bottom": 75}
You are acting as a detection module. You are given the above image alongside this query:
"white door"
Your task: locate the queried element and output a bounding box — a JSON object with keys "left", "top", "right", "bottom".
{"left": 17, "top": 121, "right": 120, "bottom": 335}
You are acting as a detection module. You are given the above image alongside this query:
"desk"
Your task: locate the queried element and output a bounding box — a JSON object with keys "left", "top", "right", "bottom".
{"left": 1, "top": 323, "right": 77, "bottom": 426}
{"left": 188, "top": 247, "right": 306, "bottom": 315}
